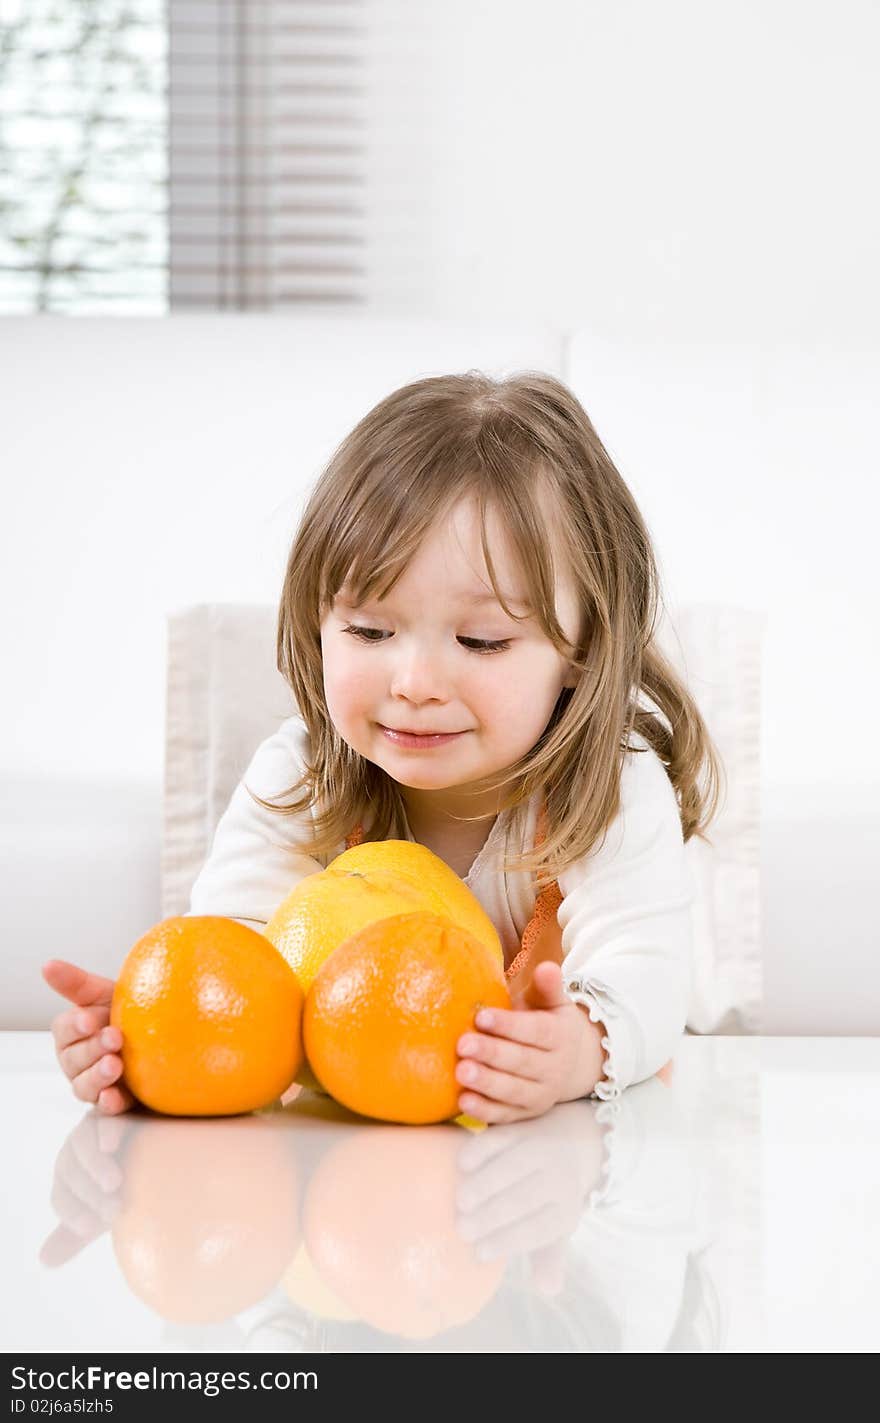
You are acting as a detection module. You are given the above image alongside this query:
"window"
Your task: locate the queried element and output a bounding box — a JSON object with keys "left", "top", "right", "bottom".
{"left": 0, "top": 0, "right": 167, "bottom": 313}
{"left": 0, "top": 0, "right": 369, "bottom": 313}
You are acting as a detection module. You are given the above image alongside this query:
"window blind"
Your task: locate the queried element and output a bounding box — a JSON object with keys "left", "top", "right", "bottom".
{"left": 169, "top": 0, "right": 368, "bottom": 309}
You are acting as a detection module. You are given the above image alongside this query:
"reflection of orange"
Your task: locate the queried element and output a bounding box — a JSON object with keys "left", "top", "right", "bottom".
{"left": 110, "top": 916, "right": 303, "bottom": 1116}
{"left": 111, "top": 1119, "right": 300, "bottom": 1323}
{"left": 302, "top": 1125, "right": 504, "bottom": 1338}
{"left": 281, "top": 1243, "right": 359, "bottom": 1321}
{"left": 304, "top": 911, "right": 511, "bottom": 1125}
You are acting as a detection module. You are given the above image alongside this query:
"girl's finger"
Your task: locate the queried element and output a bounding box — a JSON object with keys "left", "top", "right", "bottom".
{"left": 457, "top": 1090, "right": 535, "bottom": 1126}
{"left": 53, "top": 1006, "right": 113, "bottom": 1055}
{"left": 469, "top": 1007, "right": 556, "bottom": 1051}
{"left": 457, "top": 1059, "right": 536, "bottom": 1111}
{"left": 72, "top": 1054, "right": 124, "bottom": 1106}
{"left": 42, "top": 960, "right": 115, "bottom": 1011}
{"left": 459, "top": 1030, "right": 545, "bottom": 1082}
{"left": 97, "top": 1083, "right": 135, "bottom": 1116}
{"left": 61, "top": 1025, "right": 121, "bottom": 1080}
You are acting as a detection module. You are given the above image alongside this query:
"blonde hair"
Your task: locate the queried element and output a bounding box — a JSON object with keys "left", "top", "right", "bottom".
{"left": 253, "top": 370, "right": 724, "bottom": 892}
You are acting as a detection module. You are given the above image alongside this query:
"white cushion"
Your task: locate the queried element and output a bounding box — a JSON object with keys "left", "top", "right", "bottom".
{"left": 654, "top": 602, "right": 765, "bottom": 1034}
{"left": 162, "top": 601, "right": 764, "bottom": 1035}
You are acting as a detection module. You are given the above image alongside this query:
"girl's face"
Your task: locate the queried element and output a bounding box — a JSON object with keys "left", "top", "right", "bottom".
{"left": 319, "top": 496, "right": 582, "bottom": 825}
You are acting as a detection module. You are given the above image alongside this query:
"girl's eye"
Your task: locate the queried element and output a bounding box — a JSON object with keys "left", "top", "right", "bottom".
{"left": 340, "top": 624, "right": 511, "bottom": 655}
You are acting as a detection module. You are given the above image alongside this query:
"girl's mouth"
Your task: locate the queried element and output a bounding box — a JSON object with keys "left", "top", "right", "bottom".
{"left": 379, "top": 725, "right": 466, "bottom": 749}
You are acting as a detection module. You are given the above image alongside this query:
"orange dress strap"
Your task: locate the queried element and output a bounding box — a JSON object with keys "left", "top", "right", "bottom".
{"left": 502, "top": 801, "right": 564, "bottom": 997}
{"left": 344, "top": 803, "right": 562, "bottom": 997}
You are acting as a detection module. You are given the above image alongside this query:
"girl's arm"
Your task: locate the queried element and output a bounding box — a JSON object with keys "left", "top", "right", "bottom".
{"left": 186, "top": 715, "right": 325, "bottom": 925}
{"left": 557, "top": 739, "right": 694, "bottom": 1102}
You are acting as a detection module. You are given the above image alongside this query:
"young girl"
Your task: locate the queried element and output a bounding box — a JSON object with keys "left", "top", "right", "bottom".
{"left": 43, "top": 370, "right": 722, "bottom": 1124}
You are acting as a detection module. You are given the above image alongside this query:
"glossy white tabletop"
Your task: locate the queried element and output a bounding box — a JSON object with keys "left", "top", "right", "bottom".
{"left": 1, "top": 1031, "right": 878, "bottom": 1353}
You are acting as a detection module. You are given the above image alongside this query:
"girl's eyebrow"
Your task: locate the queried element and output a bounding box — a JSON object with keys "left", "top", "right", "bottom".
{"left": 334, "top": 588, "right": 529, "bottom": 609}
{"left": 466, "top": 591, "right": 529, "bottom": 607}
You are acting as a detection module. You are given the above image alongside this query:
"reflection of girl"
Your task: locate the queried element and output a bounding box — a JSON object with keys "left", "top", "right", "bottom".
{"left": 666, "top": 1246, "right": 723, "bottom": 1352}
{"left": 37, "top": 1067, "right": 722, "bottom": 1352}
{"left": 232, "top": 1077, "right": 719, "bottom": 1353}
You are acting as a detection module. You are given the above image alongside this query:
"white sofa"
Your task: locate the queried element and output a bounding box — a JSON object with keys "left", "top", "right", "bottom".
{"left": 2, "top": 315, "right": 877, "bottom": 1035}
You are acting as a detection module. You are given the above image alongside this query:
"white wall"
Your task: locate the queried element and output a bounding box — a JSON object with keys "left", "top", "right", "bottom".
{"left": 564, "top": 333, "right": 880, "bottom": 795}
{"left": 0, "top": 316, "right": 564, "bottom": 786}
{"left": 365, "top": 0, "right": 880, "bottom": 351}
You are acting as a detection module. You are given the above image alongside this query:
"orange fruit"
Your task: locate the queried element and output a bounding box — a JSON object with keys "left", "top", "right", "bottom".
{"left": 325, "top": 839, "right": 504, "bottom": 967}
{"left": 266, "top": 839, "right": 503, "bottom": 989}
{"left": 301, "top": 1125, "right": 504, "bottom": 1337}
{"left": 112, "top": 1116, "right": 300, "bottom": 1323}
{"left": 110, "top": 916, "right": 304, "bottom": 1116}
{"left": 264, "top": 839, "right": 503, "bottom": 1091}
{"left": 303, "top": 910, "right": 511, "bottom": 1125}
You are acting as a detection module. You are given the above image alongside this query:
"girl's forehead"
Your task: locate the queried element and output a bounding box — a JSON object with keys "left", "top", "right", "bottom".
{"left": 331, "top": 487, "right": 574, "bottom": 614}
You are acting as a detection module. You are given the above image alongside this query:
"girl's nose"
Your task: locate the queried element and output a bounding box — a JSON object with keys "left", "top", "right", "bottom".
{"left": 389, "top": 647, "right": 451, "bottom": 702}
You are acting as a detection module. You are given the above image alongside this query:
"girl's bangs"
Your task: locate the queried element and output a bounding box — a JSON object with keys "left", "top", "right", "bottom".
{"left": 320, "top": 454, "right": 576, "bottom": 661}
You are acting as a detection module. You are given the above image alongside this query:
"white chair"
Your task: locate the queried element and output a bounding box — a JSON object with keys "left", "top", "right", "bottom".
{"left": 161, "top": 600, "right": 766, "bottom": 1037}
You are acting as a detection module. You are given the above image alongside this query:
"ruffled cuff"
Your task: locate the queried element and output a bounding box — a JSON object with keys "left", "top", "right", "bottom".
{"left": 563, "top": 979, "right": 623, "bottom": 1107}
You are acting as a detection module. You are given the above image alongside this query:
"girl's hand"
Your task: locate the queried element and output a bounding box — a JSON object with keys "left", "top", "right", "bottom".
{"left": 456, "top": 960, "right": 605, "bottom": 1124}
{"left": 42, "top": 959, "right": 135, "bottom": 1116}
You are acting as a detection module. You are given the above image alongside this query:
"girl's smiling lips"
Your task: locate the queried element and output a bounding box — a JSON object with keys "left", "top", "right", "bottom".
{"left": 378, "top": 724, "right": 467, "bottom": 748}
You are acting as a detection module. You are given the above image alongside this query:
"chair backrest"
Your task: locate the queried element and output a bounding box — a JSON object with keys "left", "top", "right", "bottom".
{"left": 162, "top": 601, "right": 765, "bottom": 1035}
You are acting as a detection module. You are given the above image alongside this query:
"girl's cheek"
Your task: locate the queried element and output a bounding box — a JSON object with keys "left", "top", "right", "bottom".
{"left": 325, "top": 670, "right": 373, "bottom": 728}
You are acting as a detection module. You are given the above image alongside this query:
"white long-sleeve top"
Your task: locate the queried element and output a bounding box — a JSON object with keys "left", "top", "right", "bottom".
{"left": 186, "top": 713, "right": 695, "bottom": 1104}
